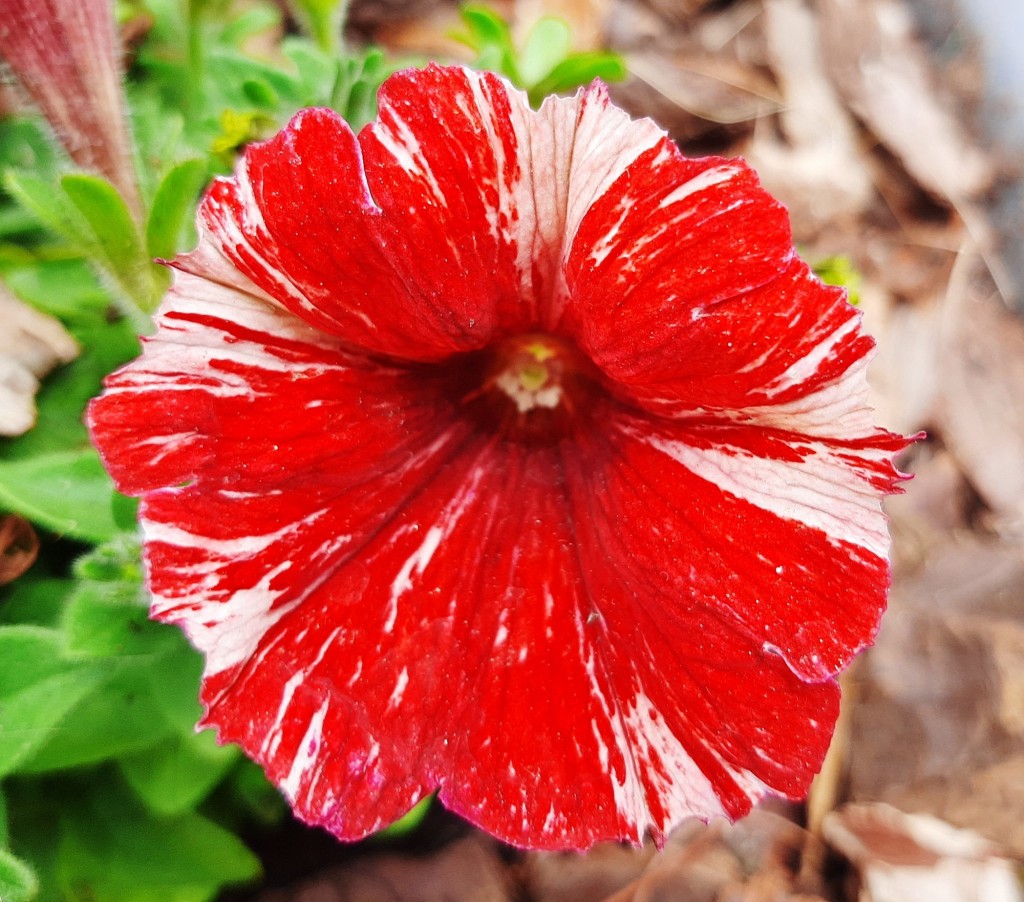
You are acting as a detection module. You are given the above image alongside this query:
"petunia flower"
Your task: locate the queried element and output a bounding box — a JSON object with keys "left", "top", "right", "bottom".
{"left": 0, "top": 0, "right": 141, "bottom": 216}
{"left": 87, "top": 64, "right": 911, "bottom": 850}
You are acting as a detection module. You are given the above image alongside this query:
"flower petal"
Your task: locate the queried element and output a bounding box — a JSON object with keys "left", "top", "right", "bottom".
{"left": 86, "top": 64, "right": 913, "bottom": 853}
{"left": 562, "top": 146, "right": 795, "bottom": 384}
{"left": 198, "top": 67, "right": 668, "bottom": 361}
{"left": 566, "top": 411, "right": 906, "bottom": 685}
{"left": 88, "top": 267, "right": 457, "bottom": 499}
{"left": 142, "top": 409, "right": 841, "bottom": 849}
{"left": 582, "top": 258, "right": 882, "bottom": 430}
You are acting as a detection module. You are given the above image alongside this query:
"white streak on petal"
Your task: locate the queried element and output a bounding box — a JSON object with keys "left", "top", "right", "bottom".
{"left": 658, "top": 164, "right": 741, "bottom": 208}
{"left": 620, "top": 692, "right": 730, "bottom": 824}
{"left": 387, "top": 666, "right": 410, "bottom": 711}
{"left": 281, "top": 698, "right": 330, "bottom": 803}
{"left": 263, "top": 669, "right": 304, "bottom": 759}
{"left": 760, "top": 315, "right": 860, "bottom": 398}
{"left": 144, "top": 518, "right": 300, "bottom": 561}
{"left": 386, "top": 524, "right": 443, "bottom": 633}
{"left": 636, "top": 429, "right": 889, "bottom": 559}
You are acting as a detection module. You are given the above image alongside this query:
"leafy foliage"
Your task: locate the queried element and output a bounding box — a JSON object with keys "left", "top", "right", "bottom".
{"left": 453, "top": 4, "right": 627, "bottom": 107}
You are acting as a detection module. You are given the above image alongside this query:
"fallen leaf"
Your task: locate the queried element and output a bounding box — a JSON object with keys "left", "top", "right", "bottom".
{"left": 824, "top": 803, "right": 1024, "bottom": 902}
{"left": 818, "top": 0, "right": 993, "bottom": 202}
{"left": 0, "top": 515, "right": 39, "bottom": 585}
{"left": 0, "top": 285, "right": 79, "bottom": 436}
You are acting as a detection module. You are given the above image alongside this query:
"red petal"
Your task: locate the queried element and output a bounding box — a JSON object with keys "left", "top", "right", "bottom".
{"left": 569, "top": 412, "right": 906, "bottom": 685}
{"left": 590, "top": 258, "right": 882, "bottom": 426}
{"left": 198, "top": 67, "right": 669, "bottom": 361}
{"left": 562, "top": 149, "right": 794, "bottom": 383}
{"left": 88, "top": 270, "right": 455, "bottom": 499}
{"left": 145, "top": 416, "right": 842, "bottom": 849}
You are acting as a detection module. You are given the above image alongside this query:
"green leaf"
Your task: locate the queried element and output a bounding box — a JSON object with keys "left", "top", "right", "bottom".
{"left": 0, "top": 627, "right": 105, "bottom": 778}
{"left": 242, "top": 77, "right": 279, "bottom": 108}
{"left": 289, "top": 0, "right": 347, "bottom": 53}
{"left": 530, "top": 52, "right": 628, "bottom": 105}
{"left": 0, "top": 627, "right": 77, "bottom": 697}
{"left": 329, "top": 47, "right": 389, "bottom": 130}
{"left": 219, "top": 3, "right": 282, "bottom": 46}
{"left": 60, "top": 174, "right": 157, "bottom": 310}
{"left": 61, "top": 582, "right": 171, "bottom": 660}
{"left": 145, "top": 159, "right": 209, "bottom": 262}
{"left": 0, "top": 256, "right": 109, "bottom": 322}
{"left": 58, "top": 779, "right": 260, "bottom": 901}
{"left": 221, "top": 758, "right": 288, "bottom": 827}
{"left": 519, "top": 17, "right": 572, "bottom": 87}
{"left": 0, "top": 206, "right": 45, "bottom": 240}
{"left": 0, "top": 847, "right": 39, "bottom": 902}
{"left": 140, "top": 639, "right": 206, "bottom": 733}
{"left": 0, "top": 578, "right": 74, "bottom": 628}
{"left": 459, "top": 4, "right": 514, "bottom": 48}
{"left": 3, "top": 172, "right": 96, "bottom": 252}
{"left": 0, "top": 117, "right": 58, "bottom": 183}
{"left": 71, "top": 533, "right": 143, "bottom": 584}
{"left": 1, "top": 780, "right": 63, "bottom": 902}
{"left": 16, "top": 663, "right": 176, "bottom": 773}
{"left": 0, "top": 448, "right": 121, "bottom": 543}
{"left": 119, "top": 731, "right": 238, "bottom": 817}
{"left": 3, "top": 173, "right": 153, "bottom": 330}
{"left": 455, "top": 5, "right": 521, "bottom": 84}
{"left": 377, "top": 795, "right": 432, "bottom": 839}
{"left": 813, "top": 254, "right": 863, "bottom": 306}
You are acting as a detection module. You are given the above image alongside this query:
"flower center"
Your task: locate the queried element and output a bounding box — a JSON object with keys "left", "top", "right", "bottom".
{"left": 493, "top": 338, "right": 564, "bottom": 413}
{"left": 454, "top": 334, "right": 603, "bottom": 444}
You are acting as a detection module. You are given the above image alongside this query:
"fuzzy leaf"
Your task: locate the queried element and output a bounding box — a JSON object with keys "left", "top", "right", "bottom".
{"left": 61, "top": 174, "right": 157, "bottom": 308}
{"left": 58, "top": 781, "right": 260, "bottom": 901}
{"left": 0, "top": 847, "right": 39, "bottom": 902}
{"left": 0, "top": 627, "right": 104, "bottom": 778}
{"left": 16, "top": 663, "right": 176, "bottom": 774}
{"left": 3, "top": 171, "right": 96, "bottom": 251}
{"left": 119, "top": 731, "right": 239, "bottom": 817}
{"left": 288, "top": 0, "right": 345, "bottom": 53}
{"left": 0, "top": 448, "right": 120, "bottom": 543}
{"left": 145, "top": 159, "right": 209, "bottom": 262}
{"left": 61, "top": 582, "right": 172, "bottom": 659}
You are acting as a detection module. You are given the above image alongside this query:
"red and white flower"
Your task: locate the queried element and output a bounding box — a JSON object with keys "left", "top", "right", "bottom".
{"left": 88, "top": 65, "right": 910, "bottom": 850}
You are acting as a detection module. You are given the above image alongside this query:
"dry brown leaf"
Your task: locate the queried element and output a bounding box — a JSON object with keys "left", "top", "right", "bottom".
{"left": 856, "top": 278, "right": 942, "bottom": 437}
{"left": 823, "top": 803, "right": 1024, "bottom": 902}
{"left": 624, "top": 49, "right": 780, "bottom": 126}
{"left": 635, "top": 0, "right": 720, "bottom": 25}
{"left": 603, "top": 827, "right": 741, "bottom": 902}
{"left": 937, "top": 247, "right": 1024, "bottom": 532}
{"left": 0, "top": 515, "right": 39, "bottom": 585}
{"left": 524, "top": 840, "right": 655, "bottom": 902}
{"left": 0, "top": 285, "right": 79, "bottom": 436}
{"left": 849, "top": 528, "right": 1024, "bottom": 854}
{"left": 745, "top": 0, "right": 874, "bottom": 231}
{"left": 817, "top": 0, "right": 993, "bottom": 203}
